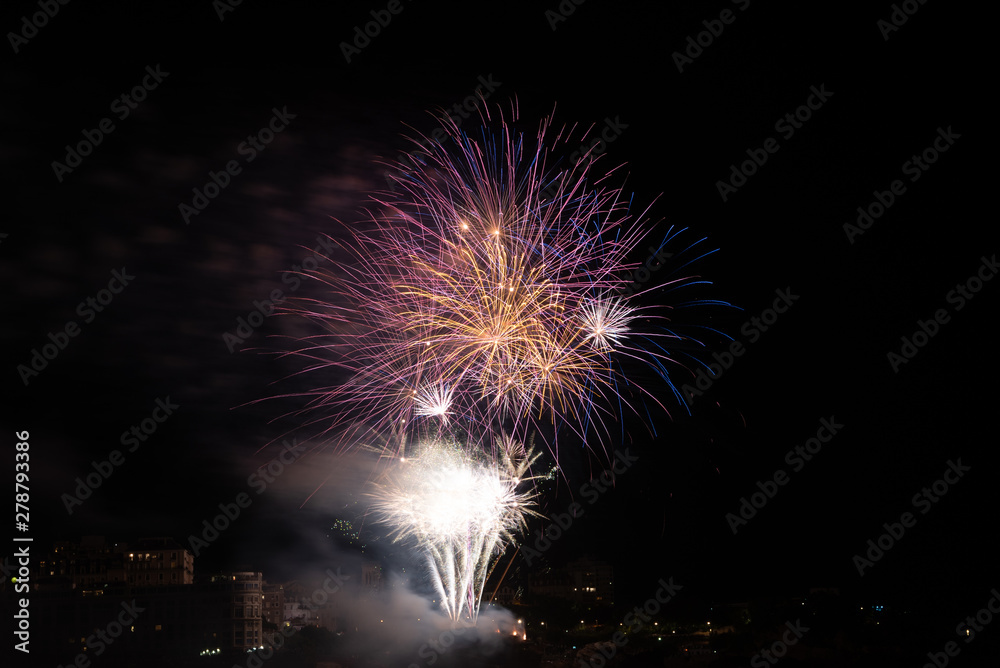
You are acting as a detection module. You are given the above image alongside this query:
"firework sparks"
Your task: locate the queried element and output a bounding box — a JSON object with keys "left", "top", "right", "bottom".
{"left": 270, "top": 102, "right": 729, "bottom": 629}
{"left": 580, "top": 294, "right": 636, "bottom": 352}
{"left": 412, "top": 382, "right": 454, "bottom": 423}
{"left": 369, "top": 436, "right": 541, "bottom": 621}
{"left": 285, "top": 102, "right": 712, "bottom": 458}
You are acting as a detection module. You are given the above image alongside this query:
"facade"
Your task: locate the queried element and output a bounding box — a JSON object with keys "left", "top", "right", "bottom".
{"left": 262, "top": 581, "right": 286, "bottom": 628}
{"left": 528, "top": 567, "right": 570, "bottom": 599}
{"left": 528, "top": 556, "right": 614, "bottom": 607}
{"left": 39, "top": 535, "right": 128, "bottom": 589}
{"left": 281, "top": 574, "right": 351, "bottom": 633}
{"left": 566, "top": 556, "right": 614, "bottom": 607}
{"left": 35, "top": 536, "right": 194, "bottom": 590}
{"left": 124, "top": 537, "right": 195, "bottom": 586}
{"left": 18, "top": 536, "right": 274, "bottom": 661}
{"left": 491, "top": 584, "right": 519, "bottom": 606}
{"left": 226, "top": 571, "right": 264, "bottom": 651}
{"left": 283, "top": 580, "right": 315, "bottom": 629}
{"left": 25, "top": 573, "right": 265, "bottom": 662}
{"left": 362, "top": 559, "right": 382, "bottom": 592}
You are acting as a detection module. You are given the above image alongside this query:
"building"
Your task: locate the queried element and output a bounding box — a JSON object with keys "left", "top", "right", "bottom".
{"left": 34, "top": 536, "right": 194, "bottom": 591}
{"left": 15, "top": 537, "right": 270, "bottom": 662}
{"left": 226, "top": 571, "right": 264, "bottom": 651}
{"left": 123, "top": 537, "right": 195, "bottom": 586}
{"left": 38, "top": 535, "right": 128, "bottom": 590}
{"left": 528, "top": 556, "right": 614, "bottom": 608}
{"left": 528, "top": 567, "right": 570, "bottom": 599}
{"left": 709, "top": 601, "right": 750, "bottom": 629}
{"left": 23, "top": 571, "right": 265, "bottom": 662}
{"left": 362, "top": 559, "right": 382, "bottom": 592}
{"left": 283, "top": 579, "right": 338, "bottom": 630}
{"left": 566, "top": 556, "right": 614, "bottom": 607}
{"left": 283, "top": 580, "right": 318, "bottom": 629}
{"left": 491, "top": 584, "right": 520, "bottom": 606}
{"left": 262, "top": 581, "right": 286, "bottom": 628}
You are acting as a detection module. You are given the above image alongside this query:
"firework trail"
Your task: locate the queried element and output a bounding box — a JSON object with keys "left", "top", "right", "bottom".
{"left": 369, "top": 435, "right": 541, "bottom": 621}
{"left": 287, "top": 101, "right": 717, "bottom": 461}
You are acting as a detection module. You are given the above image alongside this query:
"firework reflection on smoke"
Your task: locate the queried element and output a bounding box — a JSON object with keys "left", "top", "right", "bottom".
{"left": 369, "top": 436, "right": 541, "bottom": 622}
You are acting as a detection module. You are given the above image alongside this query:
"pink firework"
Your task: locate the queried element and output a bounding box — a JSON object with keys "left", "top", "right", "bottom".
{"left": 285, "top": 101, "right": 696, "bottom": 460}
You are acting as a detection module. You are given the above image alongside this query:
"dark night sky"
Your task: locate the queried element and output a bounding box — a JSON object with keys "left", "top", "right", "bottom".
{"left": 3, "top": 0, "right": 992, "bottom": 626}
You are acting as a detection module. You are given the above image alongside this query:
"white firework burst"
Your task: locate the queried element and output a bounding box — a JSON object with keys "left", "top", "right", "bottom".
{"left": 580, "top": 295, "right": 635, "bottom": 351}
{"left": 369, "top": 437, "right": 540, "bottom": 621}
{"left": 413, "top": 382, "right": 455, "bottom": 423}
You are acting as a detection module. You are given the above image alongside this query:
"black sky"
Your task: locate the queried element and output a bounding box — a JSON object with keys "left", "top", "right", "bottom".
{"left": 3, "top": 0, "right": 991, "bottom": 626}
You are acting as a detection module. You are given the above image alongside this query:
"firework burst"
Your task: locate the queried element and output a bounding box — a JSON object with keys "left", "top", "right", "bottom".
{"left": 580, "top": 294, "right": 636, "bottom": 352}
{"left": 266, "top": 102, "right": 732, "bottom": 625}
{"left": 369, "top": 435, "right": 541, "bottom": 621}
{"left": 412, "top": 381, "right": 454, "bottom": 423}
{"left": 285, "top": 102, "right": 715, "bottom": 459}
